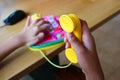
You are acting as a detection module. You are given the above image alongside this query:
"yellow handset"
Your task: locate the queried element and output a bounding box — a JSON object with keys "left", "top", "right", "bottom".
{"left": 60, "top": 14, "right": 82, "bottom": 63}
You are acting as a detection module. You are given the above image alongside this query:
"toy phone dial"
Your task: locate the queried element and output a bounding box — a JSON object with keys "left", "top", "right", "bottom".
{"left": 29, "top": 13, "right": 82, "bottom": 66}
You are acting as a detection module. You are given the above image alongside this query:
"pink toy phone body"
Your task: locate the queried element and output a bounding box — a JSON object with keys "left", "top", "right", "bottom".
{"left": 30, "top": 15, "right": 65, "bottom": 49}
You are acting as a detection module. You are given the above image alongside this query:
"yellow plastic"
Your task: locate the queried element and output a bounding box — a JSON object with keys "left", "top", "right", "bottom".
{"left": 60, "top": 15, "right": 75, "bottom": 32}
{"left": 65, "top": 48, "right": 78, "bottom": 63}
{"left": 60, "top": 14, "right": 82, "bottom": 63}
{"left": 29, "top": 42, "right": 64, "bottom": 51}
{"left": 31, "top": 13, "right": 41, "bottom": 20}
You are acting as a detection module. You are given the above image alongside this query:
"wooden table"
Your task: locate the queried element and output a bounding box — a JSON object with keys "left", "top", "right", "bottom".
{"left": 0, "top": 0, "right": 120, "bottom": 80}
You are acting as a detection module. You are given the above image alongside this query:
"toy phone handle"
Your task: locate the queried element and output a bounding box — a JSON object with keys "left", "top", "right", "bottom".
{"left": 60, "top": 14, "right": 82, "bottom": 63}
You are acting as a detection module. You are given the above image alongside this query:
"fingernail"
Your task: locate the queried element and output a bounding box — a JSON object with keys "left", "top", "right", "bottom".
{"left": 65, "top": 42, "right": 68, "bottom": 48}
{"left": 39, "top": 32, "right": 44, "bottom": 37}
{"left": 66, "top": 33, "right": 73, "bottom": 38}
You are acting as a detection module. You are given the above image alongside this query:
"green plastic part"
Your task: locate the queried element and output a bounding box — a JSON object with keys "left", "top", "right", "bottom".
{"left": 30, "top": 39, "right": 64, "bottom": 48}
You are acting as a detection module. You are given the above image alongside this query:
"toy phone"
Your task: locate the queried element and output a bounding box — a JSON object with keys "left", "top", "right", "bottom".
{"left": 59, "top": 14, "right": 82, "bottom": 63}
{"left": 29, "top": 14, "right": 65, "bottom": 51}
{"left": 29, "top": 13, "right": 72, "bottom": 68}
{"left": 29, "top": 13, "right": 82, "bottom": 67}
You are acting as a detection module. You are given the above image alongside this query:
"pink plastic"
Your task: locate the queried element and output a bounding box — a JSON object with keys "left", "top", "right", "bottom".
{"left": 31, "top": 15, "right": 65, "bottom": 45}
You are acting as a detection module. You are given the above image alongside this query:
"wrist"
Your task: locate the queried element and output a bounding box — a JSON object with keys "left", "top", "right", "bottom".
{"left": 14, "top": 33, "right": 26, "bottom": 47}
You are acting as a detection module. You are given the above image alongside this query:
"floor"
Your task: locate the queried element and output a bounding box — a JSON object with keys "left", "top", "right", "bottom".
{"left": 92, "top": 14, "right": 120, "bottom": 80}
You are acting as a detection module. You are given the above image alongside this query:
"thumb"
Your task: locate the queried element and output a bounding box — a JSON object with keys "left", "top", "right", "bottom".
{"left": 66, "top": 33, "right": 86, "bottom": 54}
{"left": 26, "top": 38, "right": 39, "bottom": 46}
{"left": 36, "top": 32, "right": 44, "bottom": 40}
{"left": 26, "top": 33, "right": 44, "bottom": 46}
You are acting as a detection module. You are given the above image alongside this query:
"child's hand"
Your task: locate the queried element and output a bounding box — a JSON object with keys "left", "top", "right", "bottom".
{"left": 0, "top": 16, "right": 51, "bottom": 61}
{"left": 18, "top": 16, "right": 51, "bottom": 46}
{"left": 64, "top": 21, "right": 104, "bottom": 80}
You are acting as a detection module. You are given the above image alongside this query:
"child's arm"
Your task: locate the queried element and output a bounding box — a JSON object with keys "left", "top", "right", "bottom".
{"left": 65, "top": 21, "right": 104, "bottom": 80}
{"left": 0, "top": 34, "right": 25, "bottom": 62}
{"left": 0, "top": 16, "right": 50, "bottom": 62}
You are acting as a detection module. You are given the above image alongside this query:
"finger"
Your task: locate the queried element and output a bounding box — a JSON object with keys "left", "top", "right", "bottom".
{"left": 25, "top": 16, "right": 31, "bottom": 27}
{"left": 64, "top": 34, "right": 69, "bottom": 42}
{"left": 81, "top": 20, "right": 91, "bottom": 35}
{"left": 36, "top": 32, "right": 44, "bottom": 40}
{"left": 64, "top": 34, "right": 71, "bottom": 48}
{"left": 81, "top": 21, "right": 96, "bottom": 52}
{"left": 30, "top": 18, "right": 42, "bottom": 27}
{"left": 36, "top": 20, "right": 50, "bottom": 26}
{"left": 26, "top": 38, "right": 39, "bottom": 46}
{"left": 31, "top": 23, "right": 50, "bottom": 35}
{"left": 65, "top": 41, "right": 71, "bottom": 48}
{"left": 64, "top": 35, "right": 67, "bottom": 42}
{"left": 66, "top": 33, "right": 86, "bottom": 54}
{"left": 38, "top": 23, "right": 51, "bottom": 31}
{"left": 35, "top": 19, "right": 44, "bottom": 26}
{"left": 26, "top": 33, "right": 44, "bottom": 46}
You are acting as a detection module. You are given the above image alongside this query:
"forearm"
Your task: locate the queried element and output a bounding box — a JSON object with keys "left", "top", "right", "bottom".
{"left": 85, "top": 71, "right": 104, "bottom": 80}
{"left": 0, "top": 34, "right": 24, "bottom": 62}
{"left": 80, "top": 56, "right": 104, "bottom": 80}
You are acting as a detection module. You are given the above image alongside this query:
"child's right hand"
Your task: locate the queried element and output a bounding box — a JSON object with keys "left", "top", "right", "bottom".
{"left": 17, "top": 16, "right": 51, "bottom": 46}
{"left": 64, "top": 21, "right": 104, "bottom": 80}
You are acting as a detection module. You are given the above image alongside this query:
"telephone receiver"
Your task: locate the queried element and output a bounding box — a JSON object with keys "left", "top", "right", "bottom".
{"left": 59, "top": 14, "right": 82, "bottom": 63}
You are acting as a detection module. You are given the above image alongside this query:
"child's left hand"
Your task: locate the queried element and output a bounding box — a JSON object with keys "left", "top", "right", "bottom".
{"left": 0, "top": 16, "right": 51, "bottom": 61}
{"left": 18, "top": 16, "right": 51, "bottom": 46}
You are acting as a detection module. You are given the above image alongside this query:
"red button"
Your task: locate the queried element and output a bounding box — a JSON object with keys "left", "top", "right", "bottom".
{"left": 61, "top": 33, "right": 64, "bottom": 37}
{"left": 46, "top": 35, "right": 52, "bottom": 40}
{"left": 55, "top": 27, "right": 61, "bottom": 31}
